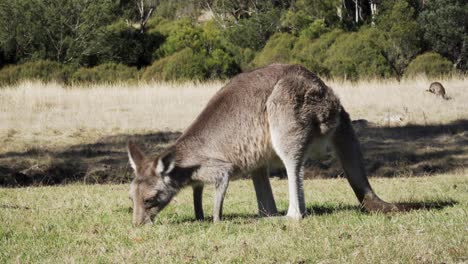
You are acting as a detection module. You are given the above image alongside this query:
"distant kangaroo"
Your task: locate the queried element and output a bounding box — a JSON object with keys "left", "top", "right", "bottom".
{"left": 426, "top": 82, "right": 448, "bottom": 99}
{"left": 127, "top": 64, "right": 397, "bottom": 226}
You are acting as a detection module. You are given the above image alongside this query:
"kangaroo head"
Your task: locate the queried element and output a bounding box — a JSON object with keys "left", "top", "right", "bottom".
{"left": 127, "top": 142, "right": 177, "bottom": 226}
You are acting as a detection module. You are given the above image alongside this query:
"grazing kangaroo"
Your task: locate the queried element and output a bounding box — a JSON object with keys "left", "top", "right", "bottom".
{"left": 426, "top": 82, "right": 448, "bottom": 99}
{"left": 128, "top": 64, "right": 397, "bottom": 226}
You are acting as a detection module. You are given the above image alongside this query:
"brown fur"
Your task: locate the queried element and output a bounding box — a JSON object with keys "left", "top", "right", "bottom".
{"left": 426, "top": 82, "right": 448, "bottom": 100}
{"left": 128, "top": 64, "right": 395, "bottom": 226}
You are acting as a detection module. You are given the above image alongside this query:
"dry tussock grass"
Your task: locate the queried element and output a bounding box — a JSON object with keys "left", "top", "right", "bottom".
{"left": 331, "top": 76, "right": 468, "bottom": 125}
{"left": 0, "top": 77, "right": 466, "bottom": 153}
{"left": 0, "top": 77, "right": 466, "bottom": 185}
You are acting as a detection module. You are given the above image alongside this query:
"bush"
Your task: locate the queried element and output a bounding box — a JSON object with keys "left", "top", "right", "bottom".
{"left": 143, "top": 48, "right": 207, "bottom": 81}
{"left": 299, "top": 19, "right": 329, "bottom": 40}
{"left": 225, "top": 9, "right": 281, "bottom": 51}
{"left": 206, "top": 49, "right": 241, "bottom": 79}
{"left": 71, "top": 63, "right": 140, "bottom": 84}
{"left": 404, "top": 52, "right": 454, "bottom": 78}
{"left": 149, "top": 20, "right": 241, "bottom": 80}
{"left": 154, "top": 19, "right": 204, "bottom": 59}
{"left": 289, "top": 29, "right": 344, "bottom": 76}
{"left": 280, "top": 10, "right": 314, "bottom": 35}
{"left": 324, "top": 28, "right": 394, "bottom": 80}
{"left": 252, "top": 33, "right": 297, "bottom": 67}
{"left": 84, "top": 20, "right": 164, "bottom": 67}
{"left": 0, "top": 60, "right": 75, "bottom": 86}
{"left": 418, "top": 0, "right": 468, "bottom": 70}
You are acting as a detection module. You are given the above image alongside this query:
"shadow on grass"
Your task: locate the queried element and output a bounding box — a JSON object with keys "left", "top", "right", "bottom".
{"left": 0, "top": 119, "right": 467, "bottom": 187}
{"left": 392, "top": 200, "right": 457, "bottom": 212}
{"left": 160, "top": 200, "right": 457, "bottom": 224}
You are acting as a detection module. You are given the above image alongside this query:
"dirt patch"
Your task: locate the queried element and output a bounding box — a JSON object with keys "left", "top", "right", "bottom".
{"left": 0, "top": 120, "right": 467, "bottom": 187}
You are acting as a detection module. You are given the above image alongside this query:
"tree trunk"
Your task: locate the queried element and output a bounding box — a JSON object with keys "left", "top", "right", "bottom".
{"left": 355, "top": 0, "right": 359, "bottom": 23}
{"left": 369, "top": 0, "right": 377, "bottom": 25}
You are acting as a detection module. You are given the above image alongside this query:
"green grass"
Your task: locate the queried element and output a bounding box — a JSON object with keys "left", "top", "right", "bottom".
{"left": 1, "top": 175, "right": 467, "bottom": 263}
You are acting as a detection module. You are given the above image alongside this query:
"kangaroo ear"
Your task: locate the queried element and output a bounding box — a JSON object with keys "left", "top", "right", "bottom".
{"left": 156, "top": 151, "right": 176, "bottom": 176}
{"left": 127, "top": 141, "right": 145, "bottom": 172}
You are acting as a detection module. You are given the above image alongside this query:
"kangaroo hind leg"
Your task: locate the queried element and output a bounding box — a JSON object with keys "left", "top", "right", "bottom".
{"left": 267, "top": 102, "right": 309, "bottom": 219}
{"left": 251, "top": 167, "right": 278, "bottom": 217}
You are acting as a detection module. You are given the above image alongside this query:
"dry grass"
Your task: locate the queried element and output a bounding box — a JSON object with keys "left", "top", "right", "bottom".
{"left": 0, "top": 81, "right": 221, "bottom": 153}
{"left": 0, "top": 77, "right": 466, "bottom": 154}
{"left": 331, "top": 77, "right": 468, "bottom": 126}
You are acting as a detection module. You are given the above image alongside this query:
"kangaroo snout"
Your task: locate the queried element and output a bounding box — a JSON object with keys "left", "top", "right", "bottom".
{"left": 132, "top": 215, "right": 153, "bottom": 227}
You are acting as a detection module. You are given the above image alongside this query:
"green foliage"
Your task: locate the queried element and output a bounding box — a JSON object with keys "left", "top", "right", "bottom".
{"left": 70, "top": 63, "right": 140, "bottom": 84}
{"left": 155, "top": 19, "right": 204, "bottom": 58}
{"left": 149, "top": 20, "right": 241, "bottom": 80}
{"left": 375, "top": 0, "right": 422, "bottom": 79}
{"left": 85, "top": 20, "right": 164, "bottom": 67}
{"left": 299, "top": 19, "right": 330, "bottom": 40}
{"left": 0, "top": 0, "right": 120, "bottom": 64}
{"left": 289, "top": 29, "right": 344, "bottom": 76}
{"left": 225, "top": 9, "right": 282, "bottom": 51}
{"left": 404, "top": 52, "right": 453, "bottom": 78}
{"left": 143, "top": 48, "right": 207, "bottom": 81}
{"left": 0, "top": 0, "right": 462, "bottom": 82}
{"left": 324, "top": 28, "right": 393, "bottom": 80}
{"left": 206, "top": 49, "right": 241, "bottom": 79}
{"left": 0, "top": 60, "right": 75, "bottom": 86}
{"left": 419, "top": 0, "right": 468, "bottom": 71}
{"left": 295, "top": 0, "right": 340, "bottom": 25}
{"left": 252, "top": 33, "right": 297, "bottom": 67}
{"left": 280, "top": 10, "right": 314, "bottom": 35}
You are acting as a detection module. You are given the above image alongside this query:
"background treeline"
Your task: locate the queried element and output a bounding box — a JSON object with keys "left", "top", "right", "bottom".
{"left": 0, "top": 0, "right": 466, "bottom": 85}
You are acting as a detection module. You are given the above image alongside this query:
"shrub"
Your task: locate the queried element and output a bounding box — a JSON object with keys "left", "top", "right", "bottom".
{"left": 252, "top": 33, "right": 297, "bottom": 67}
{"left": 143, "top": 48, "right": 207, "bottom": 81}
{"left": 225, "top": 9, "right": 281, "bottom": 51}
{"left": 206, "top": 49, "right": 241, "bottom": 79}
{"left": 299, "top": 19, "right": 329, "bottom": 40}
{"left": 376, "top": 0, "right": 422, "bottom": 79}
{"left": 404, "top": 52, "right": 454, "bottom": 78}
{"left": 280, "top": 10, "right": 314, "bottom": 35}
{"left": 419, "top": 0, "right": 468, "bottom": 70}
{"left": 289, "top": 29, "right": 344, "bottom": 76}
{"left": 71, "top": 63, "right": 140, "bottom": 84}
{"left": 85, "top": 20, "right": 164, "bottom": 67}
{"left": 150, "top": 20, "right": 241, "bottom": 80}
{"left": 154, "top": 19, "right": 204, "bottom": 59}
{"left": 324, "top": 28, "right": 394, "bottom": 80}
{"left": 0, "top": 60, "right": 75, "bottom": 86}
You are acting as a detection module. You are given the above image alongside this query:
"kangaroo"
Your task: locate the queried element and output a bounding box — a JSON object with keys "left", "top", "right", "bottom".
{"left": 127, "top": 64, "right": 397, "bottom": 226}
{"left": 426, "top": 82, "right": 448, "bottom": 99}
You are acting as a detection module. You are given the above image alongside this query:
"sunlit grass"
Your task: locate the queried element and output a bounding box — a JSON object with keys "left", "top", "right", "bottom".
{"left": 1, "top": 175, "right": 467, "bottom": 263}
{"left": 1, "top": 77, "right": 467, "bottom": 154}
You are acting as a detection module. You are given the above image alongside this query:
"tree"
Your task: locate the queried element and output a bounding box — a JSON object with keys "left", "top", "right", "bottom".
{"left": 419, "top": 0, "right": 468, "bottom": 71}
{"left": 295, "top": 0, "right": 341, "bottom": 25}
{"left": 376, "top": 0, "right": 422, "bottom": 80}
{"left": 0, "top": 0, "right": 120, "bottom": 64}
{"left": 133, "top": 0, "right": 159, "bottom": 33}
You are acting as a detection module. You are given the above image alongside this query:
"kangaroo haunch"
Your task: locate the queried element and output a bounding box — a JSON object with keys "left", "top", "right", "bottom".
{"left": 127, "top": 64, "right": 397, "bottom": 226}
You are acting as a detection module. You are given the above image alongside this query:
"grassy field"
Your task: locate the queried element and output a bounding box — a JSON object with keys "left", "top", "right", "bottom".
{"left": 0, "top": 77, "right": 466, "bottom": 153}
{"left": 0, "top": 77, "right": 467, "bottom": 262}
{"left": 1, "top": 175, "right": 467, "bottom": 263}
{"left": 0, "top": 77, "right": 467, "bottom": 185}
